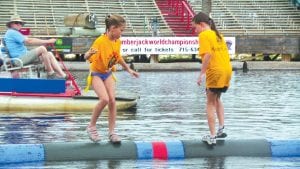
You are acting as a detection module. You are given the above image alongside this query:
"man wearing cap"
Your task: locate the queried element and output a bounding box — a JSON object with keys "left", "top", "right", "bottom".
{"left": 4, "top": 14, "right": 67, "bottom": 79}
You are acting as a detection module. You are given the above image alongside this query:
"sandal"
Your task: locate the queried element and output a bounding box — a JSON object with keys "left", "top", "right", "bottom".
{"left": 86, "top": 126, "right": 101, "bottom": 143}
{"left": 109, "top": 133, "right": 121, "bottom": 144}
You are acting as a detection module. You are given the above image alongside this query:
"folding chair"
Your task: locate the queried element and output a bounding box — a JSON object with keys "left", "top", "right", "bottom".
{"left": 0, "top": 39, "right": 38, "bottom": 78}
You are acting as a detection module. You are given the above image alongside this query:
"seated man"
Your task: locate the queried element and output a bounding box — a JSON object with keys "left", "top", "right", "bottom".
{"left": 4, "top": 14, "right": 67, "bottom": 79}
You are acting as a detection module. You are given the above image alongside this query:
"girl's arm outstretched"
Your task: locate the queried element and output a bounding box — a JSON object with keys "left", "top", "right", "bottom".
{"left": 84, "top": 48, "right": 97, "bottom": 60}
{"left": 119, "top": 59, "right": 139, "bottom": 78}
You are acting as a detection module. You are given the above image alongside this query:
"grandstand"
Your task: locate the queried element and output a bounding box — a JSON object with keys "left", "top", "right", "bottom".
{"left": 0, "top": 0, "right": 299, "bottom": 37}
{"left": 210, "top": 0, "right": 300, "bottom": 36}
{"left": 0, "top": 0, "right": 173, "bottom": 37}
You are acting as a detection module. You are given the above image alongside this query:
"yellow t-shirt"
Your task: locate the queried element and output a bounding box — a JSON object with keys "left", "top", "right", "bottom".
{"left": 88, "top": 34, "right": 123, "bottom": 73}
{"left": 198, "top": 30, "right": 232, "bottom": 88}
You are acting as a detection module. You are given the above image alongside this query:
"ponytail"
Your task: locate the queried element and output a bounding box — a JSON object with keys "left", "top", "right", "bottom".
{"left": 209, "top": 18, "right": 222, "bottom": 41}
{"left": 192, "top": 12, "right": 222, "bottom": 40}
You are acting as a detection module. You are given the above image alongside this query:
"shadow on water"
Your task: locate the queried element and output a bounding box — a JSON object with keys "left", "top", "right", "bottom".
{"left": 0, "top": 109, "right": 138, "bottom": 144}
{"left": 0, "top": 115, "right": 72, "bottom": 144}
{"left": 44, "top": 159, "right": 199, "bottom": 169}
{"left": 204, "top": 157, "right": 225, "bottom": 169}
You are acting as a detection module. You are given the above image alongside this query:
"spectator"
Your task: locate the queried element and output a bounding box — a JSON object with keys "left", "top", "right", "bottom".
{"left": 4, "top": 14, "right": 67, "bottom": 79}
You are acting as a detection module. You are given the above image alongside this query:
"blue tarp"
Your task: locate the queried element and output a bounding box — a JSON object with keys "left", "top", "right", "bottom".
{"left": 0, "top": 78, "right": 65, "bottom": 93}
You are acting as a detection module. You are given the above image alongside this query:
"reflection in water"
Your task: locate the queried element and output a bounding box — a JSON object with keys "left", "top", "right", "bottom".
{"left": 136, "top": 159, "right": 187, "bottom": 169}
{"left": 69, "top": 160, "right": 121, "bottom": 169}
{"left": 204, "top": 157, "right": 225, "bottom": 169}
{"left": 108, "top": 160, "right": 121, "bottom": 169}
{"left": 0, "top": 115, "right": 76, "bottom": 144}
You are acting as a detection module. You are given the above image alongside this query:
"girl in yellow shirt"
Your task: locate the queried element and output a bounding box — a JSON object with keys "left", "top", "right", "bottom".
{"left": 192, "top": 12, "right": 232, "bottom": 145}
{"left": 84, "top": 14, "right": 139, "bottom": 143}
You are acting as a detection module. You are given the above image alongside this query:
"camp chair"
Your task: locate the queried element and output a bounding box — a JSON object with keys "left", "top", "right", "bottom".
{"left": 1, "top": 39, "right": 40, "bottom": 78}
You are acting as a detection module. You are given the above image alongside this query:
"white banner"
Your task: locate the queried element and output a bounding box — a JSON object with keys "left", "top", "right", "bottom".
{"left": 121, "top": 37, "right": 235, "bottom": 55}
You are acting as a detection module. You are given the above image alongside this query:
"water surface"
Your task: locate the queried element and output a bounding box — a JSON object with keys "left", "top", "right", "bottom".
{"left": 0, "top": 70, "right": 299, "bottom": 168}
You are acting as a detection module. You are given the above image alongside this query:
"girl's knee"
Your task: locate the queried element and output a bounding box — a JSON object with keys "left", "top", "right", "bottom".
{"left": 109, "top": 98, "right": 116, "bottom": 105}
{"left": 100, "top": 97, "right": 109, "bottom": 105}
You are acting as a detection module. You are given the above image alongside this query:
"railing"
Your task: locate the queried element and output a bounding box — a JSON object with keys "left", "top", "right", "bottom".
{"left": 181, "top": 0, "right": 195, "bottom": 30}
{"left": 167, "top": 0, "right": 196, "bottom": 30}
{"left": 168, "top": 0, "right": 181, "bottom": 15}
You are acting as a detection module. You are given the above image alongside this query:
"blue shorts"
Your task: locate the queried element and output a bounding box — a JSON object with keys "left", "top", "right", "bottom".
{"left": 91, "top": 72, "right": 112, "bottom": 81}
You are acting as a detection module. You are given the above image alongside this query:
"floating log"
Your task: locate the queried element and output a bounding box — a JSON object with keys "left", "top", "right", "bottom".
{"left": 0, "top": 139, "right": 299, "bottom": 164}
{"left": 0, "top": 96, "right": 137, "bottom": 112}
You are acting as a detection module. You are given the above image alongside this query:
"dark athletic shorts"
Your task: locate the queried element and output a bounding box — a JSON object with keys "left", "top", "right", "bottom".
{"left": 207, "top": 87, "right": 228, "bottom": 94}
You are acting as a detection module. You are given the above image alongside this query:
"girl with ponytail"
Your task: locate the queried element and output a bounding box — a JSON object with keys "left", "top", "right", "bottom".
{"left": 192, "top": 12, "right": 232, "bottom": 145}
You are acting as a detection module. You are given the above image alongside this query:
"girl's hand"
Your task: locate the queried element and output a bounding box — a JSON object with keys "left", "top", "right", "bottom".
{"left": 197, "top": 73, "right": 205, "bottom": 86}
{"left": 129, "top": 69, "right": 139, "bottom": 78}
{"left": 84, "top": 48, "right": 98, "bottom": 60}
{"left": 88, "top": 48, "right": 97, "bottom": 55}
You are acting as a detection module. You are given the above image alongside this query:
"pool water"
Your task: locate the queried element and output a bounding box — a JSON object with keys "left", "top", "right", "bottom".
{"left": 0, "top": 70, "right": 299, "bottom": 168}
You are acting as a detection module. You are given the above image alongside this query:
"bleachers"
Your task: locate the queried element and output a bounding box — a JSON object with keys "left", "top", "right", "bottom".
{"left": 188, "top": 0, "right": 300, "bottom": 36}
{"left": 87, "top": 0, "right": 172, "bottom": 36}
{"left": 0, "top": 0, "right": 299, "bottom": 37}
{"left": 0, "top": 0, "right": 172, "bottom": 37}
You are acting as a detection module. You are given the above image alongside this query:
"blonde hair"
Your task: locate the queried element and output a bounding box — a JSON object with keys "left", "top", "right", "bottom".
{"left": 105, "top": 14, "right": 126, "bottom": 30}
